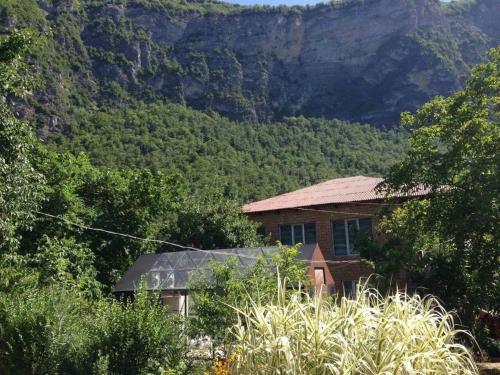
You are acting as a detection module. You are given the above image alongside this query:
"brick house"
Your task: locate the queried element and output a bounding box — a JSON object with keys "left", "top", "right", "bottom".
{"left": 243, "top": 176, "right": 425, "bottom": 295}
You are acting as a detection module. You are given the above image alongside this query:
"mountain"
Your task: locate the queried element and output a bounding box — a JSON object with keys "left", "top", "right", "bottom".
{"left": 2, "top": 0, "right": 498, "bottom": 126}
{"left": 0, "top": 0, "right": 497, "bottom": 200}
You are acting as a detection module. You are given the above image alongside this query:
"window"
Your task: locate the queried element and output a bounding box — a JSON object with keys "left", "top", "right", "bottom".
{"left": 256, "top": 224, "right": 266, "bottom": 237}
{"left": 279, "top": 223, "right": 316, "bottom": 245}
{"left": 332, "top": 218, "right": 372, "bottom": 255}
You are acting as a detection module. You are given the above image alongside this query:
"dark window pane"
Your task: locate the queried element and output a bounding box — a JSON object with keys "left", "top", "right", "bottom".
{"left": 256, "top": 224, "right": 266, "bottom": 237}
{"left": 304, "top": 223, "right": 317, "bottom": 244}
{"left": 332, "top": 220, "right": 347, "bottom": 255}
{"left": 293, "top": 224, "right": 303, "bottom": 244}
{"left": 280, "top": 225, "right": 292, "bottom": 245}
{"left": 347, "top": 220, "right": 358, "bottom": 254}
{"left": 358, "top": 218, "right": 372, "bottom": 237}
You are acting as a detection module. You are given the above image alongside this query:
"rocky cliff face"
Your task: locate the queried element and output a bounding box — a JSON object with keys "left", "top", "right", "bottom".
{"left": 3, "top": 0, "right": 500, "bottom": 125}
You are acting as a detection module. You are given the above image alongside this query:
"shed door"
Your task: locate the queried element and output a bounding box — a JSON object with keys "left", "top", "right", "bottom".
{"left": 314, "top": 268, "right": 325, "bottom": 286}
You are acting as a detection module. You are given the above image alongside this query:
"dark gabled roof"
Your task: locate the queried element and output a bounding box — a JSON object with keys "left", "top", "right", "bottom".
{"left": 113, "top": 244, "right": 316, "bottom": 293}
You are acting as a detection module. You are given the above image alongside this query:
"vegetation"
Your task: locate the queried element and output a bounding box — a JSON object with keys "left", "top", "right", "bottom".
{"left": 1, "top": 3, "right": 498, "bottom": 372}
{"left": 0, "top": 29, "right": 44, "bottom": 287}
{"left": 189, "top": 243, "right": 308, "bottom": 348}
{"left": 1, "top": 0, "right": 412, "bottom": 203}
{"left": 361, "top": 47, "right": 500, "bottom": 355}
{"left": 0, "top": 286, "right": 191, "bottom": 375}
{"left": 228, "top": 281, "right": 479, "bottom": 375}
{"left": 0, "top": 29, "right": 260, "bottom": 374}
{"left": 55, "top": 104, "right": 407, "bottom": 202}
{"left": 24, "top": 148, "right": 262, "bottom": 289}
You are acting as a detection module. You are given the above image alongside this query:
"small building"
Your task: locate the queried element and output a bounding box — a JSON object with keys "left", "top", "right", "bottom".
{"left": 113, "top": 244, "right": 331, "bottom": 317}
{"left": 243, "top": 176, "right": 426, "bottom": 293}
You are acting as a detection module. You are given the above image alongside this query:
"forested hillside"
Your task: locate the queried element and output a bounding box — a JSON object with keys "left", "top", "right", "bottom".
{"left": 1, "top": 0, "right": 412, "bottom": 201}
{"left": 2, "top": 0, "right": 498, "bottom": 201}
{"left": 52, "top": 103, "right": 407, "bottom": 201}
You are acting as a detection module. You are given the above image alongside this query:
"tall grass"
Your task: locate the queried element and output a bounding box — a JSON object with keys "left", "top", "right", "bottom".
{"left": 228, "top": 281, "right": 478, "bottom": 374}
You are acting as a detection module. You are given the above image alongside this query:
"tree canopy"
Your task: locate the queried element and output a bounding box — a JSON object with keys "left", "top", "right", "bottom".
{"left": 363, "top": 47, "right": 499, "bottom": 353}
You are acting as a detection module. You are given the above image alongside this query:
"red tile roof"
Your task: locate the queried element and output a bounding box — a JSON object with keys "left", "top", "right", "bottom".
{"left": 243, "top": 176, "right": 425, "bottom": 213}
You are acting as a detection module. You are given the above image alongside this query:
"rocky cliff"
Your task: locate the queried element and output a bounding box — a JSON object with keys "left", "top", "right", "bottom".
{"left": 2, "top": 0, "right": 500, "bottom": 125}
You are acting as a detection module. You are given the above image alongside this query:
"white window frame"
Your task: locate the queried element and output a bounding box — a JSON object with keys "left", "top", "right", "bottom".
{"left": 332, "top": 218, "right": 372, "bottom": 256}
{"left": 279, "top": 223, "right": 316, "bottom": 245}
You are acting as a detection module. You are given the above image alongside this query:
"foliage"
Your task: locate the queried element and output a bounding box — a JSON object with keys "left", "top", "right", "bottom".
{"left": 229, "top": 280, "right": 479, "bottom": 375}
{"left": 31, "top": 236, "right": 102, "bottom": 298}
{"left": 175, "top": 186, "right": 263, "bottom": 250}
{"left": 91, "top": 287, "right": 191, "bottom": 375}
{"left": 56, "top": 103, "right": 407, "bottom": 202}
{"left": 0, "top": 28, "right": 38, "bottom": 96}
{"left": 8, "top": 147, "right": 261, "bottom": 291}
{"left": 29, "top": 149, "right": 185, "bottom": 288}
{"left": 188, "top": 243, "right": 308, "bottom": 347}
{"left": 0, "top": 285, "right": 191, "bottom": 375}
{"left": 0, "top": 30, "right": 45, "bottom": 296}
{"left": 363, "top": 48, "right": 500, "bottom": 352}
{"left": 0, "top": 30, "right": 43, "bottom": 252}
{"left": 1, "top": 1, "right": 411, "bottom": 203}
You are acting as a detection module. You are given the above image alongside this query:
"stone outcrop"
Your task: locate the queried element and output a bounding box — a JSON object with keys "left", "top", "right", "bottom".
{"left": 5, "top": 0, "right": 500, "bottom": 125}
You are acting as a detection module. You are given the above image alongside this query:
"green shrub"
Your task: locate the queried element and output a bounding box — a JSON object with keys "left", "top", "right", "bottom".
{"left": 229, "top": 281, "right": 479, "bottom": 374}
{"left": 0, "top": 286, "right": 190, "bottom": 375}
{"left": 91, "top": 288, "right": 190, "bottom": 375}
{"left": 0, "top": 287, "right": 94, "bottom": 374}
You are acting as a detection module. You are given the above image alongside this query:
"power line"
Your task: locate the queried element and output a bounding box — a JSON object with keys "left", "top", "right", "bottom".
{"left": 33, "top": 211, "right": 201, "bottom": 251}
{"left": 31, "top": 210, "right": 364, "bottom": 266}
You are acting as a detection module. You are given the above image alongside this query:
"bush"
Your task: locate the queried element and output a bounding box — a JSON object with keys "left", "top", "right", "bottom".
{"left": 228, "top": 281, "right": 479, "bottom": 374}
{"left": 0, "top": 287, "right": 93, "bottom": 374}
{"left": 0, "top": 286, "right": 190, "bottom": 375}
{"left": 91, "top": 288, "right": 190, "bottom": 375}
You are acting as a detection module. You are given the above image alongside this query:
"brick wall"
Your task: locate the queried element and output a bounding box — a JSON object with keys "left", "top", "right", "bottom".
{"left": 246, "top": 202, "right": 384, "bottom": 288}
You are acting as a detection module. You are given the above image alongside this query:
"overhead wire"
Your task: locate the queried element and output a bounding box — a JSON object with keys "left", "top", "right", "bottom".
{"left": 31, "top": 210, "right": 364, "bottom": 265}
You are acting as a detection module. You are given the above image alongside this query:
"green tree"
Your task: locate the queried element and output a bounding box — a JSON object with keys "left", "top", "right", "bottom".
{"left": 0, "top": 29, "right": 42, "bottom": 251}
{"left": 23, "top": 150, "right": 186, "bottom": 288}
{"left": 175, "top": 185, "right": 263, "bottom": 249}
{"left": 32, "top": 236, "right": 101, "bottom": 298}
{"left": 25, "top": 150, "right": 262, "bottom": 290}
{"left": 0, "top": 29, "right": 44, "bottom": 290}
{"left": 364, "top": 48, "right": 499, "bottom": 351}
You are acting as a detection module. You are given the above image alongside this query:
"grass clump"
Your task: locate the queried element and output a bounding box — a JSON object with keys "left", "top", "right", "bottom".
{"left": 228, "top": 281, "right": 478, "bottom": 374}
